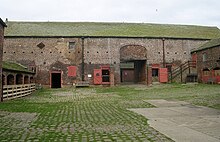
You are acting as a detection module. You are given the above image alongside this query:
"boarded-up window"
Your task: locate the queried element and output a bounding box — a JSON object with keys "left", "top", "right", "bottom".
{"left": 68, "top": 66, "right": 77, "bottom": 77}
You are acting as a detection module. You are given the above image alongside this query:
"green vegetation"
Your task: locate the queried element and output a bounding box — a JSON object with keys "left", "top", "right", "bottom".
{"left": 0, "top": 84, "right": 219, "bottom": 141}
{"left": 191, "top": 38, "right": 220, "bottom": 52}
{"left": 3, "top": 61, "right": 34, "bottom": 73}
{"left": 5, "top": 21, "right": 220, "bottom": 39}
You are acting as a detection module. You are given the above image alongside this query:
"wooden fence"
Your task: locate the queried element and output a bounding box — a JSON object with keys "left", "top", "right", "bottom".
{"left": 3, "top": 84, "right": 36, "bottom": 100}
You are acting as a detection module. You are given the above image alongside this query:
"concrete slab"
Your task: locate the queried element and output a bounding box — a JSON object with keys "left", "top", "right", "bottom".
{"left": 145, "top": 99, "right": 191, "bottom": 107}
{"left": 129, "top": 100, "right": 220, "bottom": 142}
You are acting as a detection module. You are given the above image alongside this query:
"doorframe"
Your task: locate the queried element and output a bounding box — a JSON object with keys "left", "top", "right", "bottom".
{"left": 50, "top": 70, "right": 62, "bottom": 88}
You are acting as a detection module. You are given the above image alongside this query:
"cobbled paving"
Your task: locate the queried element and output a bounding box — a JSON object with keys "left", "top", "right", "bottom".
{"left": 0, "top": 88, "right": 173, "bottom": 141}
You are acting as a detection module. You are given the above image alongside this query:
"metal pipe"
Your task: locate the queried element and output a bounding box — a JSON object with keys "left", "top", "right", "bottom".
{"left": 162, "top": 38, "right": 166, "bottom": 68}
{"left": 81, "top": 37, "right": 85, "bottom": 81}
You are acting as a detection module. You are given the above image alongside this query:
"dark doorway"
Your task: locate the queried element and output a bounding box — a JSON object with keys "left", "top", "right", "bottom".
{"left": 102, "top": 69, "right": 110, "bottom": 83}
{"left": 51, "top": 73, "right": 61, "bottom": 88}
{"left": 120, "top": 60, "right": 146, "bottom": 83}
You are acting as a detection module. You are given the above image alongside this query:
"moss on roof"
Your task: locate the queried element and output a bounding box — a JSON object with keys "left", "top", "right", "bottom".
{"left": 5, "top": 21, "right": 220, "bottom": 39}
{"left": 191, "top": 38, "right": 220, "bottom": 52}
{"left": 3, "top": 61, "right": 34, "bottom": 74}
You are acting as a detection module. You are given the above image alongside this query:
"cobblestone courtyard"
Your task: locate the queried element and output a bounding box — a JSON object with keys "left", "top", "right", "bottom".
{"left": 0, "top": 84, "right": 219, "bottom": 141}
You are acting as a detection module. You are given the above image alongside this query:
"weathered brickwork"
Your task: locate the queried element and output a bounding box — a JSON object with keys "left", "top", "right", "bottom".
{"left": 196, "top": 45, "right": 220, "bottom": 83}
{"left": 3, "top": 37, "right": 208, "bottom": 86}
{"left": 0, "top": 19, "right": 7, "bottom": 101}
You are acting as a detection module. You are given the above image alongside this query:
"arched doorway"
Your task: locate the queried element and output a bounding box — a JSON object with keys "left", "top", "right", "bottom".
{"left": 16, "top": 74, "right": 23, "bottom": 84}
{"left": 7, "top": 74, "right": 15, "bottom": 85}
{"left": 120, "top": 45, "right": 147, "bottom": 83}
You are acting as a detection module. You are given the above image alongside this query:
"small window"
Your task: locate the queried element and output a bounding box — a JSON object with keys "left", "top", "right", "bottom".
{"left": 203, "top": 53, "right": 207, "bottom": 62}
{"left": 152, "top": 68, "right": 159, "bottom": 77}
{"left": 158, "top": 52, "right": 160, "bottom": 54}
{"left": 69, "top": 42, "right": 76, "bottom": 50}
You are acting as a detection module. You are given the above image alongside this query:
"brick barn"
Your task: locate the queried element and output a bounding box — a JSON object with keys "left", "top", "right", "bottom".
{"left": 191, "top": 38, "right": 220, "bottom": 84}
{"left": 0, "top": 18, "right": 7, "bottom": 101}
{"left": 3, "top": 21, "right": 220, "bottom": 88}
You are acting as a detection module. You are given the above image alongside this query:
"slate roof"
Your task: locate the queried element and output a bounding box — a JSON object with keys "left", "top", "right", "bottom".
{"left": 3, "top": 61, "right": 35, "bottom": 74}
{"left": 5, "top": 21, "right": 220, "bottom": 39}
{"left": 191, "top": 38, "right": 220, "bottom": 53}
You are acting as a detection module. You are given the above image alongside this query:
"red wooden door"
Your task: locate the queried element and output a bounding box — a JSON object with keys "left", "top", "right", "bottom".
{"left": 94, "top": 69, "right": 102, "bottom": 85}
{"left": 159, "top": 68, "right": 168, "bottom": 83}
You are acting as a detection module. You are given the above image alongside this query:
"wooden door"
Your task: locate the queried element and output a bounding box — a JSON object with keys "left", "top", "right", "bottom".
{"left": 94, "top": 69, "right": 102, "bottom": 85}
{"left": 159, "top": 68, "right": 168, "bottom": 83}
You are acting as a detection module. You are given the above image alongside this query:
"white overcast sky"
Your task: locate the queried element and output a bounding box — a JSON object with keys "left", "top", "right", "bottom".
{"left": 1, "top": 0, "right": 220, "bottom": 27}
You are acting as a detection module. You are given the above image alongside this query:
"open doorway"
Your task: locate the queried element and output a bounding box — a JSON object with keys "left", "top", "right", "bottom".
{"left": 120, "top": 60, "right": 146, "bottom": 83}
{"left": 51, "top": 72, "right": 61, "bottom": 88}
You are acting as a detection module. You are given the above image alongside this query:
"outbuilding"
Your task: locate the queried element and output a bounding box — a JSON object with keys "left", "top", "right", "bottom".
{"left": 0, "top": 18, "right": 7, "bottom": 101}
{"left": 191, "top": 38, "right": 220, "bottom": 84}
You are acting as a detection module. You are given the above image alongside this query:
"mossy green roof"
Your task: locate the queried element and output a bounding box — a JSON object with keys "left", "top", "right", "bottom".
{"left": 191, "top": 38, "right": 220, "bottom": 52}
{"left": 3, "top": 61, "right": 34, "bottom": 74}
{"left": 5, "top": 21, "right": 220, "bottom": 39}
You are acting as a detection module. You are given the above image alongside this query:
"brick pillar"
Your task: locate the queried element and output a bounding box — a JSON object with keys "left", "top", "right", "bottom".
{"left": 110, "top": 67, "right": 114, "bottom": 86}
{"left": 147, "top": 66, "right": 152, "bottom": 86}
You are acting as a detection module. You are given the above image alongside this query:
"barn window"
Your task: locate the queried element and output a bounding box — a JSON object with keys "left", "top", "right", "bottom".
{"left": 69, "top": 42, "right": 76, "bottom": 50}
{"left": 68, "top": 66, "right": 77, "bottom": 77}
{"left": 203, "top": 53, "right": 207, "bottom": 62}
{"left": 152, "top": 68, "right": 159, "bottom": 77}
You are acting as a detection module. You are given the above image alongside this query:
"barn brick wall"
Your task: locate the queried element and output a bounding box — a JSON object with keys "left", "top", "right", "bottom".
{"left": 0, "top": 24, "right": 4, "bottom": 100}
{"left": 3, "top": 37, "right": 207, "bottom": 86}
{"left": 196, "top": 45, "right": 220, "bottom": 82}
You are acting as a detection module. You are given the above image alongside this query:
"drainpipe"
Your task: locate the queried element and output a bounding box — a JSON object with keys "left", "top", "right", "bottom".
{"left": 81, "top": 37, "right": 85, "bottom": 81}
{"left": 162, "top": 38, "right": 166, "bottom": 68}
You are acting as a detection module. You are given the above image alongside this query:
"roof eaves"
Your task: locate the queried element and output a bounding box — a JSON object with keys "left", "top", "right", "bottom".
{"left": 0, "top": 18, "right": 7, "bottom": 27}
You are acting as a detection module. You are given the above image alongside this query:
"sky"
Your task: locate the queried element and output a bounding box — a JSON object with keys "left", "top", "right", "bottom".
{"left": 1, "top": 0, "right": 220, "bottom": 27}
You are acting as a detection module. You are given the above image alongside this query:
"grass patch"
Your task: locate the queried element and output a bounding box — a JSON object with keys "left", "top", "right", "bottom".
{"left": 0, "top": 83, "right": 219, "bottom": 141}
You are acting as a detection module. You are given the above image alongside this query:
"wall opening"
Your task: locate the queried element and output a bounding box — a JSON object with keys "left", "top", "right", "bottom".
{"left": 7, "top": 74, "right": 14, "bottom": 85}
{"left": 30, "top": 77, "right": 34, "bottom": 83}
{"left": 120, "top": 60, "right": 146, "bottom": 83}
{"left": 24, "top": 76, "right": 29, "bottom": 84}
{"left": 51, "top": 72, "right": 61, "bottom": 88}
{"left": 16, "top": 74, "right": 23, "bottom": 84}
{"left": 152, "top": 68, "right": 159, "bottom": 82}
{"left": 120, "top": 45, "right": 147, "bottom": 84}
{"left": 2, "top": 75, "right": 5, "bottom": 85}
{"left": 102, "top": 69, "right": 110, "bottom": 83}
